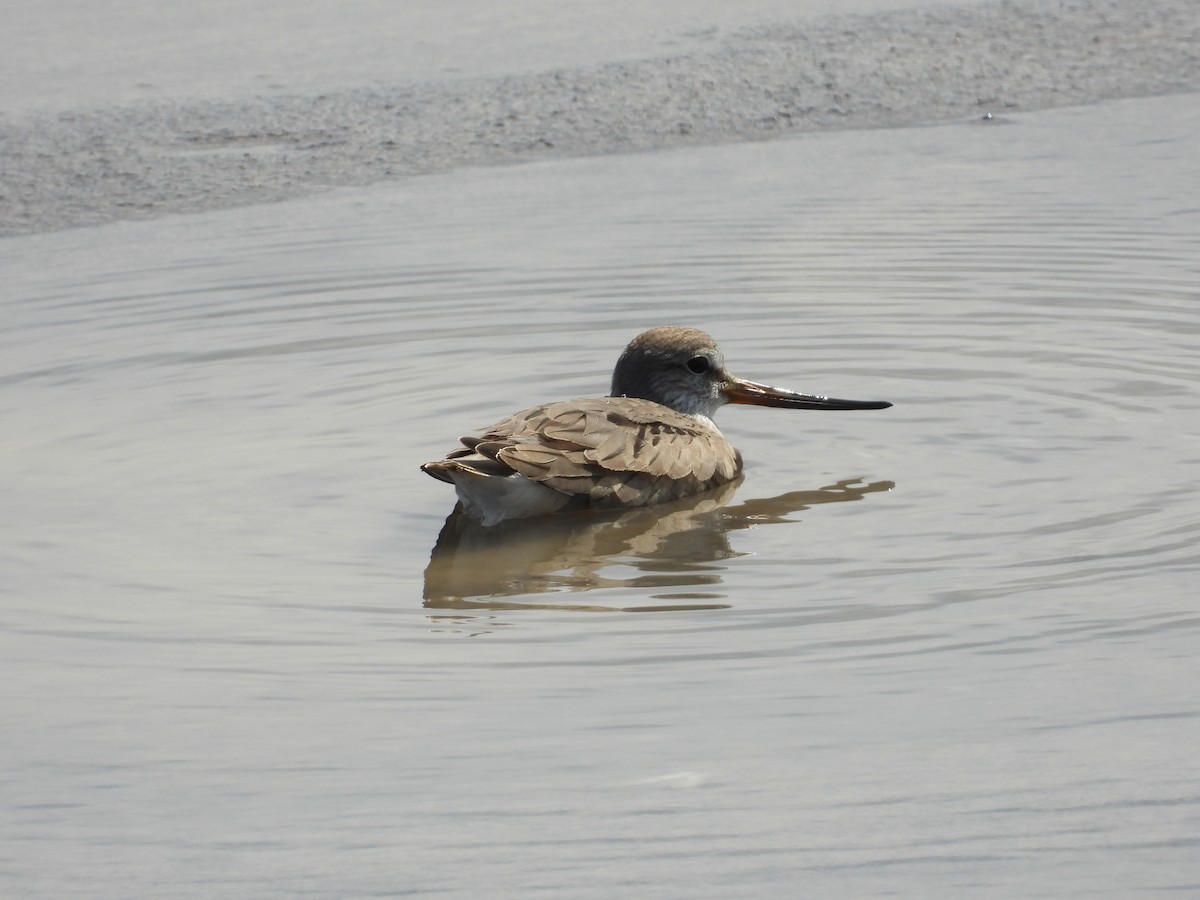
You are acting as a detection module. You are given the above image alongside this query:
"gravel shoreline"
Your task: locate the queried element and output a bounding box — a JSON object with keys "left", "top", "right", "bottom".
{"left": 3, "top": 0, "right": 1197, "bottom": 237}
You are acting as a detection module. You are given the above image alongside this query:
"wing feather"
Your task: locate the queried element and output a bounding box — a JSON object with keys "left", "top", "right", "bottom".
{"left": 428, "top": 396, "right": 742, "bottom": 508}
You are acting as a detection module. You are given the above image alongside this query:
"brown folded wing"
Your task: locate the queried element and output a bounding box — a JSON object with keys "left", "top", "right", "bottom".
{"left": 443, "top": 397, "right": 743, "bottom": 509}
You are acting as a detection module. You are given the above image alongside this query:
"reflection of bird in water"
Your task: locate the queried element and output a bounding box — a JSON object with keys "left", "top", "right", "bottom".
{"left": 422, "top": 326, "right": 891, "bottom": 525}
{"left": 422, "top": 477, "right": 894, "bottom": 611}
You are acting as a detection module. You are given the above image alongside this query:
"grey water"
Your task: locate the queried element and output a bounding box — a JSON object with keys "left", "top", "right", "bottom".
{"left": 3, "top": 93, "right": 1199, "bottom": 897}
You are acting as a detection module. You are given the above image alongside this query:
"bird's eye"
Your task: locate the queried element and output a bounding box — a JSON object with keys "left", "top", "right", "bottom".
{"left": 686, "top": 355, "right": 710, "bottom": 374}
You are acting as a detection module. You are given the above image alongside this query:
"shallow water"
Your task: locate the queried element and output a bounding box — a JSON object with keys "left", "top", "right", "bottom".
{"left": 3, "top": 93, "right": 1199, "bottom": 897}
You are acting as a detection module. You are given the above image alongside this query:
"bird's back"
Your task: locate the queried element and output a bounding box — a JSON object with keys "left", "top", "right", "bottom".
{"left": 422, "top": 396, "right": 744, "bottom": 520}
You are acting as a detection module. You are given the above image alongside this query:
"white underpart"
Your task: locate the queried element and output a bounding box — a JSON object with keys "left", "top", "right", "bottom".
{"left": 445, "top": 468, "right": 572, "bottom": 526}
{"left": 657, "top": 383, "right": 728, "bottom": 423}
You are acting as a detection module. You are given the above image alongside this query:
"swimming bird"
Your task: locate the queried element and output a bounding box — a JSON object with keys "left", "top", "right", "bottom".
{"left": 421, "top": 326, "right": 891, "bottom": 525}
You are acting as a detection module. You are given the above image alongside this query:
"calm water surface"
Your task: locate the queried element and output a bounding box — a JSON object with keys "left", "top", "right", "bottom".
{"left": 3, "top": 94, "right": 1199, "bottom": 897}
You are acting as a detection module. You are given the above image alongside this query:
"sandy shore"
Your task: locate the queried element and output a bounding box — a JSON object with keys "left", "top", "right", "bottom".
{"left": 2, "top": 0, "right": 1197, "bottom": 237}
